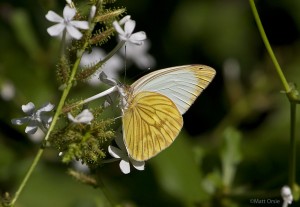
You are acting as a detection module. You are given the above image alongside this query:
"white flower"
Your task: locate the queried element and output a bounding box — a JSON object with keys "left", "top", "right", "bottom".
{"left": 119, "top": 40, "right": 156, "bottom": 69}
{"left": 68, "top": 109, "right": 94, "bottom": 124}
{"left": 1, "top": 80, "right": 15, "bottom": 101}
{"left": 281, "top": 185, "right": 293, "bottom": 207}
{"left": 89, "top": 5, "right": 96, "bottom": 21}
{"left": 45, "top": 5, "right": 89, "bottom": 40}
{"left": 11, "top": 102, "right": 54, "bottom": 134}
{"left": 80, "top": 48, "right": 122, "bottom": 86}
{"left": 119, "top": 15, "right": 131, "bottom": 25}
{"left": 28, "top": 128, "right": 44, "bottom": 143}
{"left": 66, "top": 0, "right": 75, "bottom": 8}
{"left": 108, "top": 136, "right": 145, "bottom": 174}
{"left": 113, "top": 19, "right": 146, "bottom": 45}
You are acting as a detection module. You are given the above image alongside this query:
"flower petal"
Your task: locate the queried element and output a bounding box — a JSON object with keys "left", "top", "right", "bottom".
{"left": 38, "top": 102, "right": 55, "bottom": 112}
{"left": 89, "top": 5, "right": 97, "bottom": 20}
{"left": 130, "top": 31, "right": 147, "bottom": 42}
{"left": 120, "top": 40, "right": 156, "bottom": 69}
{"left": 71, "top": 21, "right": 89, "bottom": 30}
{"left": 128, "top": 39, "right": 143, "bottom": 45}
{"left": 47, "top": 23, "right": 65, "bottom": 36}
{"left": 131, "top": 159, "right": 145, "bottom": 171}
{"left": 119, "top": 15, "right": 131, "bottom": 25}
{"left": 66, "top": 25, "right": 83, "bottom": 39}
{"left": 73, "top": 109, "right": 94, "bottom": 124}
{"left": 1, "top": 80, "right": 15, "bottom": 101}
{"left": 113, "top": 21, "right": 125, "bottom": 36}
{"left": 124, "top": 20, "right": 136, "bottom": 36}
{"left": 28, "top": 128, "right": 44, "bottom": 143}
{"left": 45, "top": 11, "right": 63, "bottom": 23}
{"left": 25, "top": 124, "right": 38, "bottom": 134}
{"left": 63, "top": 5, "right": 76, "bottom": 21}
{"left": 108, "top": 145, "right": 124, "bottom": 159}
{"left": 135, "top": 54, "right": 156, "bottom": 69}
{"left": 119, "top": 159, "right": 130, "bottom": 174}
{"left": 45, "top": 116, "right": 53, "bottom": 126}
{"left": 40, "top": 114, "right": 53, "bottom": 125}
{"left": 11, "top": 117, "right": 30, "bottom": 125}
{"left": 22, "top": 102, "right": 35, "bottom": 114}
{"left": 281, "top": 186, "right": 293, "bottom": 204}
{"left": 66, "top": 0, "right": 75, "bottom": 8}
{"left": 67, "top": 113, "right": 76, "bottom": 122}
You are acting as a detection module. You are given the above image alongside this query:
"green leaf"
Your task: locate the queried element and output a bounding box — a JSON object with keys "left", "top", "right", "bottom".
{"left": 220, "top": 127, "right": 242, "bottom": 188}
{"left": 150, "top": 132, "right": 209, "bottom": 206}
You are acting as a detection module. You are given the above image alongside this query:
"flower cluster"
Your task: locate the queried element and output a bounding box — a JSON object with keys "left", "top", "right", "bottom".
{"left": 68, "top": 109, "right": 94, "bottom": 124}
{"left": 79, "top": 15, "right": 153, "bottom": 87}
{"left": 46, "top": 5, "right": 89, "bottom": 40}
{"left": 12, "top": 102, "right": 54, "bottom": 134}
{"left": 113, "top": 16, "right": 146, "bottom": 45}
{"left": 11, "top": 1, "right": 152, "bottom": 175}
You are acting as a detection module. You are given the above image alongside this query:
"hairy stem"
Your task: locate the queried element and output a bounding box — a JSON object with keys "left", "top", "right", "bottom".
{"left": 8, "top": 10, "right": 98, "bottom": 207}
{"left": 94, "top": 40, "right": 125, "bottom": 69}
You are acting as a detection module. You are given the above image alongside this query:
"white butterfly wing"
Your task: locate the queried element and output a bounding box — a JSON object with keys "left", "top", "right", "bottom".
{"left": 130, "top": 65, "right": 216, "bottom": 114}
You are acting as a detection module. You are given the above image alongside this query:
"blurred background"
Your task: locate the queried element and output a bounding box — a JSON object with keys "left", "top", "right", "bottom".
{"left": 1, "top": 0, "right": 300, "bottom": 206}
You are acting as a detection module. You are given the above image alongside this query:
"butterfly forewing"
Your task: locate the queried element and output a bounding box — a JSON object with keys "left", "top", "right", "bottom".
{"left": 122, "top": 91, "right": 183, "bottom": 161}
{"left": 130, "top": 65, "right": 216, "bottom": 114}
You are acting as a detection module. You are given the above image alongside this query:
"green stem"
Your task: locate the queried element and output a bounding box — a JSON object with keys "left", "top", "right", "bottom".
{"left": 7, "top": 57, "right": 80, "bottom": 207}
{"left": 101, "top": 158, "right": 120, "bottom": 164}
{"left": 249, "top": 0, "right": 290, "bottom": 93}
{"left": 43, "top": 59, "right": 81, "bottom": 143}
{"left": 8, "top": 149, "right": 44, "bottom": 206}
{"left": 289, "top": 103, "right": 296, "bottom": 191}
{"left": 95, "top": 40, "right": 125, "bottom": 69}
{"left": 249, "top": 0, "right": 299, "bottom": 198}
{"left": 97, "top": 175, "right": 116, "bottom": 206}
{"left": 8, "top": 13, "right": 97, "bottom": 207}
{"left": 62, "top": 41, "right": 125, "bottom": 114}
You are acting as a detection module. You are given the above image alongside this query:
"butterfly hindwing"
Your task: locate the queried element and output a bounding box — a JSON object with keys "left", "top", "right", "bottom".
{"left": 122, "top": 91, "right": 183, "bottom": 161}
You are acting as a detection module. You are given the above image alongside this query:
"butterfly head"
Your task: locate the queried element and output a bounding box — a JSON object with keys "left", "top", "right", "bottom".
{"left": 116, "top": 84, "right": 133, "bottom": 112}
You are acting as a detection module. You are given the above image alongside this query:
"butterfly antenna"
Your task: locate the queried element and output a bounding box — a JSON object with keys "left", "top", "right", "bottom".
{"left": 123, "top": 43, "right": 127, "bottom": 83}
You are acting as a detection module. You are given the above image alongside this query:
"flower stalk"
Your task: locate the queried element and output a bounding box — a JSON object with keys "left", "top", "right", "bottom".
{"left": 249, "top": 0, "right": 290, "bottom": 93}
{"left": 7, "top": 149, "right": 44, "bottom": 207}
{"left": 7, "top": 1, "right": 149, "bottom": 205}
{"left": 289, "top": 102, "right": 297, "bottom": 195}
{"left": 7, "top": 5, "right": 97, "bottom": 207}
{"left": 249, "top": 0, "right": 299, "bottom": 200}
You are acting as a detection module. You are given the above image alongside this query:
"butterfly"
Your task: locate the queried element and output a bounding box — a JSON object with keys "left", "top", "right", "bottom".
{"left": 118, "top": 65, "right": 216, "bottom": 161}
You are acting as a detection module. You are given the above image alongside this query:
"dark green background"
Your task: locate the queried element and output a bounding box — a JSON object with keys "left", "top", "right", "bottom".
{"left": 1, "top": 0, "right": 300, "bottom": 206}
